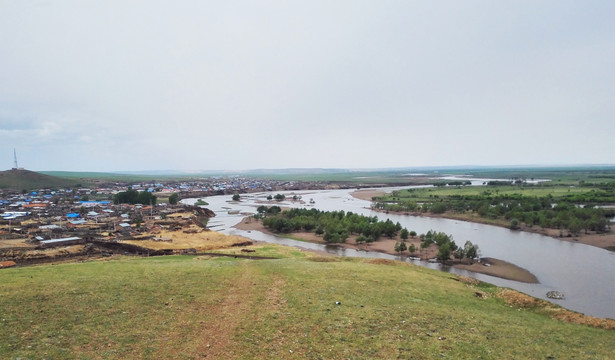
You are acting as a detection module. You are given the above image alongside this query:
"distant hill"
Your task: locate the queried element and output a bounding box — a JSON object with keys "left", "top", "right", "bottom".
{"left": 0, "top": 169, "right": 83, "bottom": 191}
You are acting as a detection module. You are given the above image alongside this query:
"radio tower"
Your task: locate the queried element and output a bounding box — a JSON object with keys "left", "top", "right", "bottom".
{"left": 13, "top": 148, "right": 18, "bottom": 170}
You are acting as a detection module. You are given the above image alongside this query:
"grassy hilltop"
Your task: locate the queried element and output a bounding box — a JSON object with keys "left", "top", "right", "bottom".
{"left": 0, "top": 169, "right": 83, "bottom": 190}
{"left": 1, "top": 245, "right": 613, "bottom": 359}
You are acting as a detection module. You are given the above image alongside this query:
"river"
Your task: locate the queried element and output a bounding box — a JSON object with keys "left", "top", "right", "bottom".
{"left": 183, "top": 187, "right": 615, "bottom": 319}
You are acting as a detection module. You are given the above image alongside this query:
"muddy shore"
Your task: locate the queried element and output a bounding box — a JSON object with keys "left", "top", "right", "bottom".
{"left": 234, "top": 217, "right": 538, "bottom": 283}
{"left": 350, "top": 189, "right": 615, "bottom": 252}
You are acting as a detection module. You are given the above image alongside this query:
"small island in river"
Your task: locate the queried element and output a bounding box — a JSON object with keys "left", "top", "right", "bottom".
{"left": 234, "top": 215, "right": 538, "bottom": 284}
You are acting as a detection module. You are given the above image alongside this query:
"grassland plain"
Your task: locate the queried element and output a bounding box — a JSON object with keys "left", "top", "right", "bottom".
{"left": 1, "top": 245, "right": 614, "bottom": 359}
{"left": 374, "top": 184, "right": 605, "bottom": 202}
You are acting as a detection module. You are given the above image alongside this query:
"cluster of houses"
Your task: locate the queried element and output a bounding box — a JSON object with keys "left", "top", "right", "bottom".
{"left": 0, "top": 175, "right": 331, "bottom": 252}
{"left": 0, "top": 187, "right": 182, "bottom": 248}
{"left": 136, "top": 177, "right": 325, "bottom": 195}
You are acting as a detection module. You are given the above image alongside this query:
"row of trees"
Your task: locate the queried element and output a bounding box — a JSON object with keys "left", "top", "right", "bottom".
{"left": 264, "top": 194, "right": 286, "bottom": 201}
{"left": 375, "top": 194, "right": 614, "bottom": 234}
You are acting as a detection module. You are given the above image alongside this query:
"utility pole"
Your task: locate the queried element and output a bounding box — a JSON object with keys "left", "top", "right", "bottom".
{"left": 13, "top": 148, "right": 18, "bottom": 169}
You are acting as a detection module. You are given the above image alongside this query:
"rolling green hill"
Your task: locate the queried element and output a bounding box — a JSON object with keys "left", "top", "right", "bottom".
{"left": 0, "top": 169, "right": 84, "bottom": 190}
{"left": 0, "top": 245, "right": 612, "bottom": 359}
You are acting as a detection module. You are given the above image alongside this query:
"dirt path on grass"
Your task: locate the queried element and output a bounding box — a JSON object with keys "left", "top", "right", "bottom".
{"left": 196, "top": 264, "right": 287, "bottom": 359}
{"left": 196, "top": 266, "right": 258, "bottom": 358}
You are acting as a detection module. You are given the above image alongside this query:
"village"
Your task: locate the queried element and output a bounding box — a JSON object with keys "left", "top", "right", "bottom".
{"left": 0, "top": 175, "right": 335, "bottom": 267}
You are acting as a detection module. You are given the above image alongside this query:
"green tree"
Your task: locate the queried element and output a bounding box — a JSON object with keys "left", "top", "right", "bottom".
{"left": 169, "top": 193, "right": 179, "bottom": 205}
{"left": 430, "top": 202, "right": 448, "bottom": 214}
{"left": 266, "top": 206, "right": 281, "bottom": 215}
{"left": 400, "top": 228, "right": 409, "bottom": 240}
{"left": 437, "top": 243, "right": 451, "bottom": 262}
{"left": 464, "top": 241, "right": 478, "bottom": 259}
{"left": 356, "top": 234, "right": 368, "bottom": 244}
{"left": 232, "top": 194, "right": 240, "bottom": 201}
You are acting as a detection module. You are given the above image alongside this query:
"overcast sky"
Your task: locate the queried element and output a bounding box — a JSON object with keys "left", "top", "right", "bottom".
{"left": 1, "top": 1, "right": 613, "bottom": 172}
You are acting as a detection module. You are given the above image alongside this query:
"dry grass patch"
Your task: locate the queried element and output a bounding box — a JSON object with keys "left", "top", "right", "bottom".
{"left": 456, "top": 275, "right": 480, "bottom": 285}
{"left": 498, "top": 289, "right": 547, "bottom": 308}
{"left": 365, "top": 258, "right": 409, "bottom": 266}
{"left": 122, "top": 230, "right": 250, "bottom": 251}
{"left": 0, "top": 238, "right": 33, "bottom": 249}
{"left": 165, "top": 211, "right": 193, "bottom": 218}
{"left": 547, "top": 308, "right": 615, "bottom": 329}
{"left": 266, "top": 275, "right": 287, "bottom": 309}
{"left": 497, "top": 289, "right": 615, "bottom": 329}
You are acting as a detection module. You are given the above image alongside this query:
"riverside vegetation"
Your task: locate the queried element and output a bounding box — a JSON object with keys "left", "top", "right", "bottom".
{"left": 1, "top": 245, "right": 614, "bottom": 359}
{"left": 373, "top": 182, "right": 615, "bottom": 236}
{"left": 258, "top": 207, "right": 478, "bottom": 262}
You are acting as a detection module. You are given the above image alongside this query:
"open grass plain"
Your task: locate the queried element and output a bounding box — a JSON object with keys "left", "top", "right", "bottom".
{"left": 2, "top": 166, "right": 615, "bottom": 358}
{"left": 1, "top": 244, "right": 614, "bottom": 359}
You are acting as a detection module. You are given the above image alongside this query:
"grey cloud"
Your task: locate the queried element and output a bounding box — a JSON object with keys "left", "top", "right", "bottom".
{"left": 0, "top": 1, "right": 613, "bottom": 171}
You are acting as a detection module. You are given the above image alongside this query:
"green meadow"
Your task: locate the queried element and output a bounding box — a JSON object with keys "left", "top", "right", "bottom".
{"left": 1, "top": 246, "right": 613, "bottom": 359}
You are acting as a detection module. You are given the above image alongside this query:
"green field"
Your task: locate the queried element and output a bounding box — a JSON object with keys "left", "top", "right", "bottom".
{"left": 1, "top": 246, "right": 613, "bottom": 359}
{"left": 376, "top": 184, "right": 604, "bottom": 203}
{"left": 253, "top": 166, "right": 615, "bottom": 185}
{"left": 38, "top": 166, "right": 615, "bottom": 185}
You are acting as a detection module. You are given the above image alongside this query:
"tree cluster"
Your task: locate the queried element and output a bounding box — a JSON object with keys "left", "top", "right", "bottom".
{"left": 417, "top": 230, "right": 479, "bottom": 262}
{"left": 258, "top": 207, "right": 409, "bottom": 244}
{"left": 113, "top": 188, "right": 157, "bottom": 205}
{"left": 419, "top": 230, "right": 458, "bottom": 262}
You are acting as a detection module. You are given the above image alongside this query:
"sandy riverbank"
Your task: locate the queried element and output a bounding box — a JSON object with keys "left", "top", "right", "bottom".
{"left": 352, "top": 189, "right": 386, "bottom": 201}
{"left": 234, "top": 217, "right": 538, "bottom": 283}
{"left": 350, "top": 190, "right": 615, "bottom": 252}
{"left": 454, "top": 257, "right": 537, "bottom": 283}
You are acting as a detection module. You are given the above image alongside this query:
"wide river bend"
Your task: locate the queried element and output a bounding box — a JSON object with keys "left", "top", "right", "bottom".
{"left": 184, "top": 188, "right": 615, "bottom": 319}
